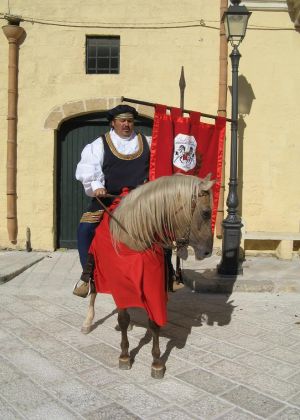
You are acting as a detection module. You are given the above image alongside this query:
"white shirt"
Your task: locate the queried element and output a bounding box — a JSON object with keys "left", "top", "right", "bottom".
{"left": 75, "top": 129, "right": 151, "bottom": 197}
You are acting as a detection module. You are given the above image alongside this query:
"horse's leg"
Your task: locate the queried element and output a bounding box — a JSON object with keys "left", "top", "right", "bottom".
{"left": 148, "top": 318, "right": 165, "bottom": 379}
{"left": 118, "top": 308, "right": 131, "bottom": 370}
{"left": 81, "top": 293, "right": 97, "bottom": 334}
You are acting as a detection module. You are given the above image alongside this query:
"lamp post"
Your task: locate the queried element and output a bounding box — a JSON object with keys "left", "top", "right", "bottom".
{"left": 217, "top": 0, "right": 251, "bottom": 275}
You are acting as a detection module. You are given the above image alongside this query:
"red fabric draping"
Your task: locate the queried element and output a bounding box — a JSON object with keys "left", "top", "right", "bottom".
{"left": 89, "top": 201, "right": 167, "bottom": 326}
{"left": 149, "top": 106, "right": 226, "bottom": 231}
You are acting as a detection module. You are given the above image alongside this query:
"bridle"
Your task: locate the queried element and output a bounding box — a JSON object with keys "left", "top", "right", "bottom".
{"left": 174, "top": 190, "right": 210, "bottom": 251}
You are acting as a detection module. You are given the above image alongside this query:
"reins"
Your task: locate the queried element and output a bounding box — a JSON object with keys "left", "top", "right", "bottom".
{"left": 95, "top": 195, "right": 129, "bottom": 234}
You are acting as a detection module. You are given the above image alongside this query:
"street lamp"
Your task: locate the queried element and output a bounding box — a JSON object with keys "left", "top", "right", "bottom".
{"left": 217, "top": 0, "right": 251, "bottom": 276}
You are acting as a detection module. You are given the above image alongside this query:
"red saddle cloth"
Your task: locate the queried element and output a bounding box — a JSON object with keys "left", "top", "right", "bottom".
{"left": 89, "top": 208, "right": 167, "bottom": 327}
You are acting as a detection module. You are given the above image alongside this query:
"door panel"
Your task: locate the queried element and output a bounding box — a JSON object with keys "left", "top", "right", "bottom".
{"left": 57, "top": 113, "right": 153, "bottom": 249}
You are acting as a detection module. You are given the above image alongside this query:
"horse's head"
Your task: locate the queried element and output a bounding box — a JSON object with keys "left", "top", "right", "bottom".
{"left": 176, "top": 175, "right": 214, "bottom": 260}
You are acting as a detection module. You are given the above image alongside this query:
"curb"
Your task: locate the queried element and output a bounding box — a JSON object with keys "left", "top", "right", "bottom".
{"left": 0, "top": 254, "right": 47, "bottom": 285}
{"left": 183, "top": 268, "right": 300, "bottom": 294}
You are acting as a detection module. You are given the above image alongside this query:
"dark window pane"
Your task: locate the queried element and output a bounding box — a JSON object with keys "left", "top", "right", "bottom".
{"left": 88, "top": 46, "right": 96, "bottom": 57}
{"left": 99, "top": 58, "right": 109, "bottom": 68}
{"left": 86, "top": 36, "right": 120, "bottom": 74}
{"left": 97, "top": 46, "right": 110, "bottom": 57}
{"left": 88, "top": 58, "right": 96, "bottom": 69}
{"left": 110, "top": 58, "right": 118, "bottom": 69}
{"left": 111, "top": 46, "right": 119, "bottom": 56}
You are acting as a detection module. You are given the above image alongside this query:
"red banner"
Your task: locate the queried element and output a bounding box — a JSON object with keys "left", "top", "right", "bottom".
{"left": 149, "top": 105, "right": 226, "bottom": 231}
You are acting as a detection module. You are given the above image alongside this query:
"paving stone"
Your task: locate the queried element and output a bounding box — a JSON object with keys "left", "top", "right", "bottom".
{"left": 221, "top": 385, "right": 284, "bottom": 418}
{"left": 143, "top": 377, "right": 205, "bottom": 405}
{"left": 243, "top": 372, "right": 300, "bottom": 400}
{"left": 1, "top": 317, "right": 31, "bottom": 330}
{"left": 102, "top": 383, "right": 168, "bottom": 417}
{"left": 0, "top": 396, "right": 23, "bottom": 420}
{"left": 0, "top": 377, "right": 54, "bottom": 412}
{"left": 176, "top": 368, "right": 236, "bottom": 395}
{"left": 216, "top": 407, "right": 260, "bottom": 419}
{"left": 0, "top": 336, "right": 30, "bottom": 352}
{"left": 288, "top": 371, "right": 300, "bottom": 385}
{"left": 260, "top": 332, "right": 300, "bottom": 348}
{"left": 229, "top": 320, "right": 269, "bottom": 338}
{"left": 47, "top": 347, "right": 98, "bottom": 373}
{"left": 79, "top": 343, "right": 120, "bottom": 368}
{"left": 235, "top": 353, "right": 296, "bottom": 379}
{"left": 51, "top": 326, "right": 97, "bottom": 347}
{"left": 225, "top": 333, "right": 274, "bottom": 352}
{"left": 207, "top": 359, "right": 257, "bottom": 383}
{"left": 85, "top": 402, "right": 140, "bottom": 419}
{"left": 288, "top": 391, "right": 300, "bottom": 407}
{"left": 77, "top": 365, "right": 123, "bottom": 389}
{"left": 4, "top": 348, "right": 68, "bottom": 386}
{"left": 262, "top": 347, "right": 300, "bottom": 365}
{"left": 201, "top": 340, "right": 247, "bottom": 359}
{"left": 23, "top": 400, "right": 81, "bottom": 419}
{"left": 164, "top": 343, "right": 216, "bottom": 366}
{"left": 49, "top": 377, "right": 112, "bottom": 414}
{"left": 270, "top": 405, "right": 300, "bottom": 419}
{"left": 147, "top": 406, "right": 198, "bottom": 419}
{"left": 0, "top": 356, "right": 27, "bottom": 384}
{"left": 182, "top": 392, "right": 233, "bottom": 418}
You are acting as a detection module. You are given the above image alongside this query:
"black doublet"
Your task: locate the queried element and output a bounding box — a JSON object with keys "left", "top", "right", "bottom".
{"left": 88, "top": 132, "right": 149, "bottom": 212}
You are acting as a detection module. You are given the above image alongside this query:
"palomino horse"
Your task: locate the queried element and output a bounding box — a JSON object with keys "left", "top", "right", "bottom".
{"left": 81, "top": 174, "right": 214, "bottom": 378}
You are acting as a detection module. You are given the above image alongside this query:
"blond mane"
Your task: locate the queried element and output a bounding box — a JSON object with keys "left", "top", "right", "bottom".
{"left": 110, "top": 174, "right": 211, "bottom": 251}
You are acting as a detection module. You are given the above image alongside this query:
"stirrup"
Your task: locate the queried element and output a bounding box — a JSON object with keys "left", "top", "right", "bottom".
{"left": 73, "top": 278, "right": 94, "bottom": 298}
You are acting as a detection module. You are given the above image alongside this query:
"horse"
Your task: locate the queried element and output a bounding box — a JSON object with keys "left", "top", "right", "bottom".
{"left": 81, "top": 174, "right": 214, "bottom": 378}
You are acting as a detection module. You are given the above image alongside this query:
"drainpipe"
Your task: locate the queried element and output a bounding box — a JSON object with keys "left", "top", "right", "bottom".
{"left": 216, "top": 0, "right": 228, "bottom": 238}
{"left": 2, "top": 16, "right": 24, "bottom": 244}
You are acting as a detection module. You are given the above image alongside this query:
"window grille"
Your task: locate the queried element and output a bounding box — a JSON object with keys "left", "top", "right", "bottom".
{"left": 86, "top": 36, "right": 120, "bottom": 74}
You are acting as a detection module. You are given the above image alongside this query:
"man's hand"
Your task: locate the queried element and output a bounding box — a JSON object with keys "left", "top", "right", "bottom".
{"left": 94, "top": 188, "right": 107, "bottom": 197}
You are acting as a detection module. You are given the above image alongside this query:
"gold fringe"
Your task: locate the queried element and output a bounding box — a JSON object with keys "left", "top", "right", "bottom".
{"left": 80, "top": 210, "right": 104, "bottom": 223}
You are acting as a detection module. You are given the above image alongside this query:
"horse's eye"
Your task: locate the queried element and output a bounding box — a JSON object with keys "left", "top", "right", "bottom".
{"left": 202, "top": 209, "right": 211, "bottom": 220}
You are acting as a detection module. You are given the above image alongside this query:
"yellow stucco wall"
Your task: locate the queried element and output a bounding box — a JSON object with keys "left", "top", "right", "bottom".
{"left": 0, "top": 1, "right": 299, "bottom": 251}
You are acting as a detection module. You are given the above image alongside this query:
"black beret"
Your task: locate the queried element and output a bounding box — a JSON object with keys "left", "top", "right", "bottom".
{"left": 107, "top": 104, "right": 138, "bottom": 122}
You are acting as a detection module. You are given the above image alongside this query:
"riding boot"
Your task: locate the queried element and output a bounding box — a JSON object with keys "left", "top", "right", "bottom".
{"left": 73, "top": 253, "right": 96, "bottom": 297}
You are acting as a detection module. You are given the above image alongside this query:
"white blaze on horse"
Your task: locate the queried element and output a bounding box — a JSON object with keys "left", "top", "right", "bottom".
{"left": 81, "top": 174, "right": 214, "bottom": 378}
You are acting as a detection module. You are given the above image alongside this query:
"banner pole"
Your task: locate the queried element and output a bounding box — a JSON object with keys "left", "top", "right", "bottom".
{"left": 121, "top": 96, "right": 233, "bottom": 123}
{"left": 174, "top": 66, "right": 186, "bottom": 285}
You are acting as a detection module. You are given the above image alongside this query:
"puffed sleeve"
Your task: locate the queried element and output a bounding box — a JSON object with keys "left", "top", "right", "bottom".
{"left": 75, "top": 137, "right": 105, "bottom": 197}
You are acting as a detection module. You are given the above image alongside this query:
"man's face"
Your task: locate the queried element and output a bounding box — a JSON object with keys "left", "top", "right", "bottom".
{"left": 112, "top": 117, "right": 134, "bottom": 138}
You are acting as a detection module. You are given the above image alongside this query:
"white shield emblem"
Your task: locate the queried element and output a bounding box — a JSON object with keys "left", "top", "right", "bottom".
{"left": 173, "top": 134, "right": 197, "bottom": 172}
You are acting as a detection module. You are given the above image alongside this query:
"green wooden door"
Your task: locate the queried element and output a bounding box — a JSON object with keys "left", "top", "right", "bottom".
{"left": 57, "top": 112, "right": 153, "bottom": 249}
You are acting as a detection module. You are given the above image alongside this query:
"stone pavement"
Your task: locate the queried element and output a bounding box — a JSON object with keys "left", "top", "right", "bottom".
{"left": 0, "top": 250, "right": 300, "bottom": 419}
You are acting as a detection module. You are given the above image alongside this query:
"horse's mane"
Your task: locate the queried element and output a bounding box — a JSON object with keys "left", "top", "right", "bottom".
{"left": 110, "top": 174, "right": 210, "bottom": 251}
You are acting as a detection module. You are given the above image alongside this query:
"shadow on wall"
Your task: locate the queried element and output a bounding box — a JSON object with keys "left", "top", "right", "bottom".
{"left": 229, "top": 74, "right": 256, "bottom": 218}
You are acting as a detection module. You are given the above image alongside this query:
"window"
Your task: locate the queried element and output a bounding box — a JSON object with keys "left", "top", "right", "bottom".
{"left": 86, "top": 36, "right": 120, "bottom": 74}
{"left": 241, "top": 1, "right": 287, "bottom": 11}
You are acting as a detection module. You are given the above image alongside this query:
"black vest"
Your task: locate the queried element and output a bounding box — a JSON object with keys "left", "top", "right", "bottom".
{"left": 88, "top": 132, "right": 149, "bottom": 212}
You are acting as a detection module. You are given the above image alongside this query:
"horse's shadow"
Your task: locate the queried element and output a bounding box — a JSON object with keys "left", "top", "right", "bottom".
{"left": 127, "top": 276, "right": 236, "bottom": 365}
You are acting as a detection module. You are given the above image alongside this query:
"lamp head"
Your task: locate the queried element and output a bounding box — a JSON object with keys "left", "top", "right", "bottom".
{"left": 222, "top": 1, "right": 251, "bottom": 47}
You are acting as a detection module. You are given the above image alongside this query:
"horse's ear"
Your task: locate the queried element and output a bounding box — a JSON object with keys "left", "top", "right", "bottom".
{"left": 201, "top": 174, "right": 215, "bottom": 191}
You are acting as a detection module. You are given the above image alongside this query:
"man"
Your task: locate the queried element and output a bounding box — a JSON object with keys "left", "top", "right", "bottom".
{"left": 73, "top": 104, "right": 151, "bottom": 297}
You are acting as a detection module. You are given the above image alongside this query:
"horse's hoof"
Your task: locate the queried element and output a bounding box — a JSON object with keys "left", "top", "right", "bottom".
{"left": 119, "top": 357, "right": 131, "bottom": 370}
{"left": 151, "top": 364, "right": 165, "bottom": 379}
{"left": 81, "top": 325, "right": 92, "bottom": 334}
